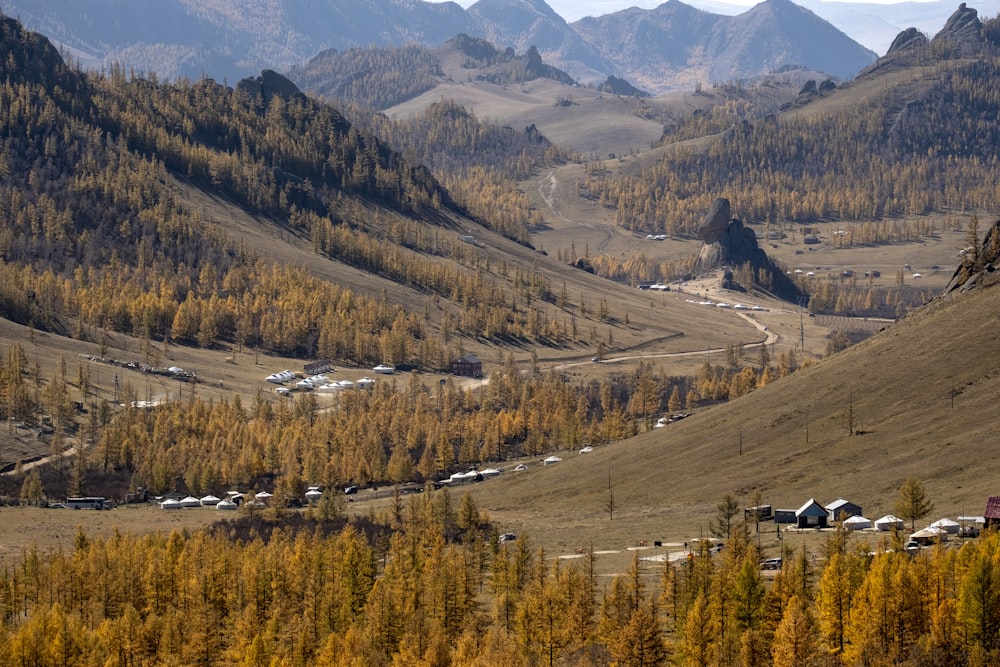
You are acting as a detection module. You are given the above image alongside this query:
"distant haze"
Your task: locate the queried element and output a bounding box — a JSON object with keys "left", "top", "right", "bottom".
{"left": 431, "top": 0, "right": 1000, "bottom": 54}
{"left": 432, "top": 0, "right": 943, "bottom": 23}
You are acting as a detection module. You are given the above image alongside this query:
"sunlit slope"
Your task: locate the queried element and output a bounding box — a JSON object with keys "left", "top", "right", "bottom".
{"left": 470, "top": 276, "right": 1000, "bottom": 548}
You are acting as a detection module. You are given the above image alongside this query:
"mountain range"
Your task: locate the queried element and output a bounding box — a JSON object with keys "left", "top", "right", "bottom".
{"left": 0, "top": 0, "right": 878, "bottom": 93}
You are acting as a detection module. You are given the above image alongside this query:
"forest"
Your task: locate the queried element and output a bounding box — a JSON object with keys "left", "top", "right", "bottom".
{"left": 1, "top": 491, "right": 999, "bottom": 666}
{"left": 2, "top": 342, "right": 802, "bottom": 499}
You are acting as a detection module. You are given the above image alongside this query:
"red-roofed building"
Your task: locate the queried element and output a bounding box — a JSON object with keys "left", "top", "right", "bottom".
{"left": 984, "top": 496, "right": 1000, "bottom": 528}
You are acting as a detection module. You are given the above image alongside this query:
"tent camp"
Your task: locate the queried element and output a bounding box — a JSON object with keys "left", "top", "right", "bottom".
{"left": 929, "top": 518, "right": 960, "bottom": 535}
{"left": 910, "top": 526, "right": 946, "bottom": 545}
{"left": 844, "top": 515, "right": 872, "bottom": 531}
{"left": 874, "top": 515, "right": 904, "bottom": 532}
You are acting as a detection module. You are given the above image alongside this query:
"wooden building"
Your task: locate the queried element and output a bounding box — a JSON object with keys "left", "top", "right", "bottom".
{"left": 450, "top": 354, "right": 483, "bottom": 378}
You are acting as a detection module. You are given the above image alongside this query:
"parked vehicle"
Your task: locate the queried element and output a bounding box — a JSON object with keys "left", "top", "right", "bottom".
{"left": 760, "top": 558, "right": 782, "bottom": 570}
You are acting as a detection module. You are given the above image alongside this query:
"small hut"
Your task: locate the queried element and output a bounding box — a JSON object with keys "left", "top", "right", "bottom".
{"left": 795, "top": 499, "right": 829, "bottom": 529}
{"left": 826, "top": 497, "right": 862, "bottom": 522}
{"left": 984, "top": 497, "right": 1000, "bottom": 529}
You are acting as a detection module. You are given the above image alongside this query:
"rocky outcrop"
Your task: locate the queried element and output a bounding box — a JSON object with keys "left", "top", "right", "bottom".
{"left": 934, "top": 2, "right": 982, "bottom": 55}
{"left": 0, "top": 14, "right": 77, "bottom": 87}
{"left": 694, "top": 198, "right": 803, "bottom": 300}
{"left": 888, "top": 27, "right": 928, "bottom": 55}
{"left": 597, "top": 75, "right": 649, "bottom": 98}
{"left": 860, "top": 4, "right": 985, "bottom": 77}
{"left": 946, "top": 220, "right": 1000, "bottom": 294}
{"left": 236, "top": 70, "right": 305, "bottom": 105}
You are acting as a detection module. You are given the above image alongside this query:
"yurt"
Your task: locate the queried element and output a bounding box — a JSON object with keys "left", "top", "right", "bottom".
{"left": 843, "top": 515, "right": 871, "bottom": 531}
{"left": 305, "top": 488, "right": 323, "bottom": 502}
{"left": 929, "top": 518, "right": 960, "bottom": 535}
{"left": 200, "top": 494, "right": 221, "bottom": 506}
{"left": 216, "top": 498, "right": 238, "bottom": 510}
{"left": 180, "top": 496, "right": 201, "bottom": 508}
{"left": 159, "top": 498, "right": 182, "bottom": 510}
{"left": 874, "top": 515, "right": 905, "bottom": 532}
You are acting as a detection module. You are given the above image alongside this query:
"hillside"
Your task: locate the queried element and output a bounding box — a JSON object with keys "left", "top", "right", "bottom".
{"left": 468, "top": 253, "right": 1000, "bottom": 554}
{"left": 0, "top": 16, "right": 772, "bottom": 487}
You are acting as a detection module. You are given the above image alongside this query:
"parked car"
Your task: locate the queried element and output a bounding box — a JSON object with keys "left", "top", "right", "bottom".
{"left": 344, "top": 485, "right": 359, "bottom": 495}
{"left": 760, "top": 558, "right": 782, "bottom": 570}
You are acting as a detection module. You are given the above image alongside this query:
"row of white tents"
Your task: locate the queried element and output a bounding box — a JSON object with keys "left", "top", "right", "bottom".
{"left": 159, "top": 487, "right": 327, "bottom": 510}
{"left": 840, "top": 514, "right": 982, "bottom": 537}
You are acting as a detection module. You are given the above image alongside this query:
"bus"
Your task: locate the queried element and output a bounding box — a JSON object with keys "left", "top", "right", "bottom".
{"left": 65, "top": 497, "right": 112, "bottom": 510}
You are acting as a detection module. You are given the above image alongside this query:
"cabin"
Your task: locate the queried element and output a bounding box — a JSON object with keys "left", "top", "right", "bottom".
{"left": 826, "top": 497, "right": 862, "bottom": 522}
{"left": 774, "top": 509, "right": 797, "bottom": 525}
{"left": 795, "top": 498, "right": 829, "bottom": 529}
{"left": 984, "top": 497, "right": 1000, "bottom": 529}
{"left": 304, "top": 359, "right": 333, "bottom": 375}
{"left": 450, "top": 354, "right": 483, "bottom": 378}
{"left": 744, "top": 504, "right": 773, "bottom": 522}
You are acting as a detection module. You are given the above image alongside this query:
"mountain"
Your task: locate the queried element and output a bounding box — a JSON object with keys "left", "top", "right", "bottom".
{"left": 0, "top": 0, "right": 475, "bottom": 83}
{"left": 467, "top": 0, "right": 613, "bottom": 82}
{"left": 0, "top": 0, "right": 875, "bottom": 94}
{"left": 573, "top": 0, "right": 875, "bottom": 91}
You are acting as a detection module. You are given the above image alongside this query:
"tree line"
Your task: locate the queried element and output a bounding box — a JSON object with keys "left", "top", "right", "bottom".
{"left": 577, "top": 56, "right": 1000, "bottom": 253}
{"left": 1, "top": 487, "right": 999, "bottom": 666}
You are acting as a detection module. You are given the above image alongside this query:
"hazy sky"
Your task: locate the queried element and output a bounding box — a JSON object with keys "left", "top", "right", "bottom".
{"left": 431, "top": 0, "right": 936, "bottom": 23}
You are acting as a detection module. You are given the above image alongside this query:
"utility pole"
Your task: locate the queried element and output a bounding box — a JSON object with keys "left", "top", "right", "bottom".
{"left": 798, "top": 297, "right": 808, "bottom": 351}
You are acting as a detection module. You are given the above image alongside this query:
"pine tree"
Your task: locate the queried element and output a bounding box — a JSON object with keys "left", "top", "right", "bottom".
{"left": 895, "top": 477, "right": 933, "bottom": 532}
{"left": 771, "top": 595, "right": 818, "bottom": 667}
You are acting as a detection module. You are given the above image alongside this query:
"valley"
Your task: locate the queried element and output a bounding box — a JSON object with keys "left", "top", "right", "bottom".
{"left": 2, "top": 5, "right": 1000, "bottom": 664}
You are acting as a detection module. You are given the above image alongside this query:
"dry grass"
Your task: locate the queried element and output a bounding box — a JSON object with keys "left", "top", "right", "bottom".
{"left": 459, "top": 276, "right": 1000, "bottom": 561}
{"left": 1, "top": 58, "right": 992, "bottom": 579}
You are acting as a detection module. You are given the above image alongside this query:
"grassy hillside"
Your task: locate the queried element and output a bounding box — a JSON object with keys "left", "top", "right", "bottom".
{"left": 466, "top": 269, "right": 1000, "bottom": 554}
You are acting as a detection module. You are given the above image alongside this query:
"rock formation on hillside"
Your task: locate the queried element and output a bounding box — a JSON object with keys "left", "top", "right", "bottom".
{"left": 946, "top": 219, "right": 1000, "bottom": 294}
{"left": 596, "top": 75, "right": 649, "bottom": 98}
{"left": 236, "top": 70, "right": 305, "bottom": 104}
{"left": 694, "top": 198, "right": 803, "bottom": 300}
{"left": 886, "top": 27, "right": 928, "bottom": 55}
{"left": 860, "top": 3, "right": 991, "bottom": 76}
{"left": 935, "top": 2, "right": 984, "bottom": 56}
